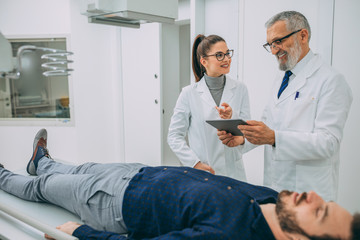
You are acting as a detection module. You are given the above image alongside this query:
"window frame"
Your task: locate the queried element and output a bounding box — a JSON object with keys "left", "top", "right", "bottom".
{"left": 0, "top": 34, "right": 74, "bottom": 126}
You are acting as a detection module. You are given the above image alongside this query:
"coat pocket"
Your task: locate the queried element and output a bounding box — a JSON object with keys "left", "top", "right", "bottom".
{"left": 295, "top": 164, "right": 332, "bottom": 200}
{"left": 286, "top": 97, "right": 318, "bottom": 131}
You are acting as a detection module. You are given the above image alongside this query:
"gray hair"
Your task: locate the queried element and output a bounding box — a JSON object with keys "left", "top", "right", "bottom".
{"left": 265, "top": 11, "right": 311, "bottom": 42}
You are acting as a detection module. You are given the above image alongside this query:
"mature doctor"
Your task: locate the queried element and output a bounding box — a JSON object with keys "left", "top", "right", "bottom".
{"left": 168, "top": 34, "right": 250, "bottom": 181}
{"left": 218, "top": 11, "right": 352, "bottom": 200}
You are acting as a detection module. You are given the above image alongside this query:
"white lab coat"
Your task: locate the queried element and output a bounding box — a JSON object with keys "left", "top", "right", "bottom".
{"left": 168, "top": 76, "right": 250, "bottom": 181}
{"left": 245, "top": 53, "right": 352, "bottom": 201}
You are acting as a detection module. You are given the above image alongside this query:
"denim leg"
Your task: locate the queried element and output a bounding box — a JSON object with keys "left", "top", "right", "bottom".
{"left": 0, "top": 167, "right": 112, "bottom": 229}
{"left": 38, "top": 165, "right": 144, "bottom": 233}
{"left": 37, "top": 157, "right": 146, "bottom": 176}
{"left": 0, "top": 162, "right": 146, "bottom": 233}
{"left": 0, "top": 168, "right": 53, "bottom": 202}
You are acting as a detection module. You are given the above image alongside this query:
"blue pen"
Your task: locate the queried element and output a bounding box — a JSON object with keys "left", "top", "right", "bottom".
{"left": 295, "top": 91, "right": 300, "bottom": 100}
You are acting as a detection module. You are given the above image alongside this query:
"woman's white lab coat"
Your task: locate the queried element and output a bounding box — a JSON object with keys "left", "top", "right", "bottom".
{"left": 245, "top": 53, "right": 352, "bottom": 201}
{"left": 168, "top": 76, "right": 250, "bottom": 181}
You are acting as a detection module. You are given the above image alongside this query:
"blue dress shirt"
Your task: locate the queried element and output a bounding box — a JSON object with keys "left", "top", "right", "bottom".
{"left": 73, "top": 166, "right": 278, "bottom": 240}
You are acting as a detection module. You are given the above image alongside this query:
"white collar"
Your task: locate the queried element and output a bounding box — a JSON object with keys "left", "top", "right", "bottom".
{"left": 290, "top": 49, "right": 314, "bottom": 77}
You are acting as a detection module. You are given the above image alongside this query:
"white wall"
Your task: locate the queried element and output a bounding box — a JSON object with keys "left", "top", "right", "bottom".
{"left": 179, "top": 24, "right": 191, "bottom": 90}
{"left": 0, "top": 0, "right": 125, "bottom": 170}
{"left": 332, "top": 0, "right": 360, "bottom": 214}
{"left": 203, "top": 0, "right": 240, "bottom": 80}
{"left": 161, "top": 23, "right": 181, "bottom": 166}
{"left": 68, "top": 1, "right": 125, "bottom": 165}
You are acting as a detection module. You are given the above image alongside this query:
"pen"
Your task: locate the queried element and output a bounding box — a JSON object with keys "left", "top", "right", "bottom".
{"left": 295, "top": 91, "right": 299, "bottom": 100}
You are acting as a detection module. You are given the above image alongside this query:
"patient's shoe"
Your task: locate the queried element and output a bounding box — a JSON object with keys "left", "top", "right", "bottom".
{"left": 33, "top": 128, "right": 47, "bottom": 153}
{"left": 27, "top": 129, "right": 51, "bottom": 175}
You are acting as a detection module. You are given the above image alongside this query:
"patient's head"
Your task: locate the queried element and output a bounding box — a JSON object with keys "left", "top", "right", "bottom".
{"left": 275, "top": 190, "right": 360, "bottom": 240}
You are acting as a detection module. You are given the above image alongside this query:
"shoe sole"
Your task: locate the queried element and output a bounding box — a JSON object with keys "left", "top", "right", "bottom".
{"left": 27, "top": 129, "right": 47, "bottom": 175}
{"left": 33, "top": 129, "right": 47, "bottom": 152}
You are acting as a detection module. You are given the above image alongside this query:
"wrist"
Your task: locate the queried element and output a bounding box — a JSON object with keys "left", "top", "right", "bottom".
{"left": 193, "top": 161, "right": 202, "bottom": 168}
{"left": 271, "top": 130, "right": 275, "bottom": 146}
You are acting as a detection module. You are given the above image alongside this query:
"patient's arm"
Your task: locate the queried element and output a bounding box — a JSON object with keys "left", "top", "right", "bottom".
{"left": 45, "top": 221, "right": 81, "bottom": 239}
{"left": 194, "top": 162, "right": 215, "bottom": 174}
{"left": 69, "top": 224, "right": 225, "bottom": 240}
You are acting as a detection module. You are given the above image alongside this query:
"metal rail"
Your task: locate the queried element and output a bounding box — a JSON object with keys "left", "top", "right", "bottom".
{"left": 0, "top": 203, "right": 78, "bottom": 240}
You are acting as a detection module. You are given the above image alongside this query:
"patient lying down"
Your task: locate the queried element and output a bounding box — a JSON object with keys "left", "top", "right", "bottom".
{"left": 0, "top": 129, "right": 359, "bottom": 240}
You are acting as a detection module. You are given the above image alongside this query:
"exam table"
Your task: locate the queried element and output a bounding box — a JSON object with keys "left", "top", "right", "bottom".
{"left": 0, "top": 168, "right": 82, "bottom": 240}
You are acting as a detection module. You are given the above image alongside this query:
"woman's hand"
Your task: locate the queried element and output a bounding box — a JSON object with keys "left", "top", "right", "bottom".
{"left": 216, "top": 103, "right": 232, "bottom": 119}
{"left": 217, "top": 130, "right": 245, "bottom": 147}
{"left": 194, "top": 162, "right": 215, "bottom": 174}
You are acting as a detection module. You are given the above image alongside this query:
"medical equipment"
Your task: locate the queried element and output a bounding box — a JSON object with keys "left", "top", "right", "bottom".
{"left": 206, "top": 119, "right": 248, "bottom": 136}
{"left": 82, "top": 0, "right": 178, "bottom": 28}
{"left": 0, "top": 32, "right": 73, "bottom": 79}
{"left": 0, "top": 203, "right": 78, "bottom": 240}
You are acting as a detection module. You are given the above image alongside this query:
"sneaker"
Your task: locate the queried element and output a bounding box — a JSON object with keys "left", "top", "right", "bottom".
{"left": 26, "top": 129, "right": 51, "bottom": 175}
{"left": 33, "top": 128, "right": 47, "bottom": 153}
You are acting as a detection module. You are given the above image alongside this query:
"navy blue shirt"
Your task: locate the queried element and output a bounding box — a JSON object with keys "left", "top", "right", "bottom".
{"left": 73, "top": 167, "right": 278, "bottom": 240}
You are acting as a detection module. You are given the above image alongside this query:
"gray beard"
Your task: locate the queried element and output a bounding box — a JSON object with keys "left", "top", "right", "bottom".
{"left": 277, "top": 39, "right": 302, "bottom": 71}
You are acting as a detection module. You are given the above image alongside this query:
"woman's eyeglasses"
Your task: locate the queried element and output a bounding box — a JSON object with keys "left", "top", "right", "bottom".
{"left": 204, "top": 49, "right": 234, "bottom": 61}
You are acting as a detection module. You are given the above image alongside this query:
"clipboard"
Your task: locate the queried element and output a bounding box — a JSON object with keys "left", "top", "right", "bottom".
{"left": 206, "top": 119, "right": 248, "bottom": 136}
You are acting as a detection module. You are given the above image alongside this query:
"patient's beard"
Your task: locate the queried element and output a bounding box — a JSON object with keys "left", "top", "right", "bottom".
{"left": 275, "top": 190, "right": 307, "bottom": 235}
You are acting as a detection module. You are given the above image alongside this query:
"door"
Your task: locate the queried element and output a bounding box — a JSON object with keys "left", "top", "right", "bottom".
{"left": 121, "top": 23, "right": 162, "bottom": 166}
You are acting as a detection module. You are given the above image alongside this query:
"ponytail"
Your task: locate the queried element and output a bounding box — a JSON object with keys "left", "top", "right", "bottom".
{"left": 191, "top": 34, "right": 226, "bottom": 82}
{"left": 192, "top": 34, "right": 205, "bottom": 82}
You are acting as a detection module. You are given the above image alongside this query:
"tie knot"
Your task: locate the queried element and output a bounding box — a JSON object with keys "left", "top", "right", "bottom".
{"left": 285, "top": 70, "right": 293, "bottom": 78}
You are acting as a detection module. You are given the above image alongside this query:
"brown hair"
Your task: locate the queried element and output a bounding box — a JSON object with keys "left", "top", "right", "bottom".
{"left": 192, "top": 34, "right": 225, "bottom": 82}
{"left": 351, "top": 213, "right": 360, "bottom": 240}
{"left": 304, "top": 213, "right": 360, "bottom": 240}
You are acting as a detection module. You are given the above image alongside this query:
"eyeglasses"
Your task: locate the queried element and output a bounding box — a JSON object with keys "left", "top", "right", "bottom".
{"left": 263, "top": 29, "right": 302, "bottom": 52}
{"left": 204, "top": 49, "right": 234, "bottom": 61}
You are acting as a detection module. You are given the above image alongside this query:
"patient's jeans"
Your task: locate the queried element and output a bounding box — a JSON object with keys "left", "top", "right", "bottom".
{"left": 0, "top": 158, "right": 146, "bottom": 234}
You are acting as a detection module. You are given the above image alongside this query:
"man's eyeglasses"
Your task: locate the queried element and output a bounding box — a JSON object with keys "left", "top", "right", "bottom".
{"left": 263, "top": 29, "right": 302, "bottom": 52}
{"left": 204, "top": 50, "right": 234, "bottom": 61}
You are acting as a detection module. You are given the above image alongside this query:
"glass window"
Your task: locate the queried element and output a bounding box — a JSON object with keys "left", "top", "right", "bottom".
{"left": 0, "top": 37, "right": 72, "bottom": 123}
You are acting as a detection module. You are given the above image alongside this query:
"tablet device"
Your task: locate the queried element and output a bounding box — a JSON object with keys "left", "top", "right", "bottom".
{"left": 206, "top": 119, "right": 248, "bottom": 136}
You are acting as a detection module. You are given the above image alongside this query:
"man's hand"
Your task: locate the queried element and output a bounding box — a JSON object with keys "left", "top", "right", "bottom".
{"left": 215, "top": 103, "right": 232, "bottom": 119}
{"left": 217, "top": 130, "right": 245, "bottom": 147}
{"left": 45, "top": 221, "right": 82, "bottom": 239}
{"left": 194, "top": 162, "right": 215, "bottom": 174}
{"left": 238, "top": 120, "right": 275, "bottom": 145}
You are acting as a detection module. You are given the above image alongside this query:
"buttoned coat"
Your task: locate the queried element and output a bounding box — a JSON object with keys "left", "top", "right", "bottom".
{"left": 168, "top": 76, "right": 250, "bottom": 180}
{"left": 245, "top": 54, "right": 352, "bottom": 201}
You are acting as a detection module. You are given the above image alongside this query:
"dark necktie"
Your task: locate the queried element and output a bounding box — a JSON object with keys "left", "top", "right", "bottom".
{"left": 277, "top": 70, "right": 293, "bottom": 98}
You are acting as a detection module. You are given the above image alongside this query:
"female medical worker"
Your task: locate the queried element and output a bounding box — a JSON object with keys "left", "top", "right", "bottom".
{"left": 167, "top": 34, "right": 250, "bottom": 181}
